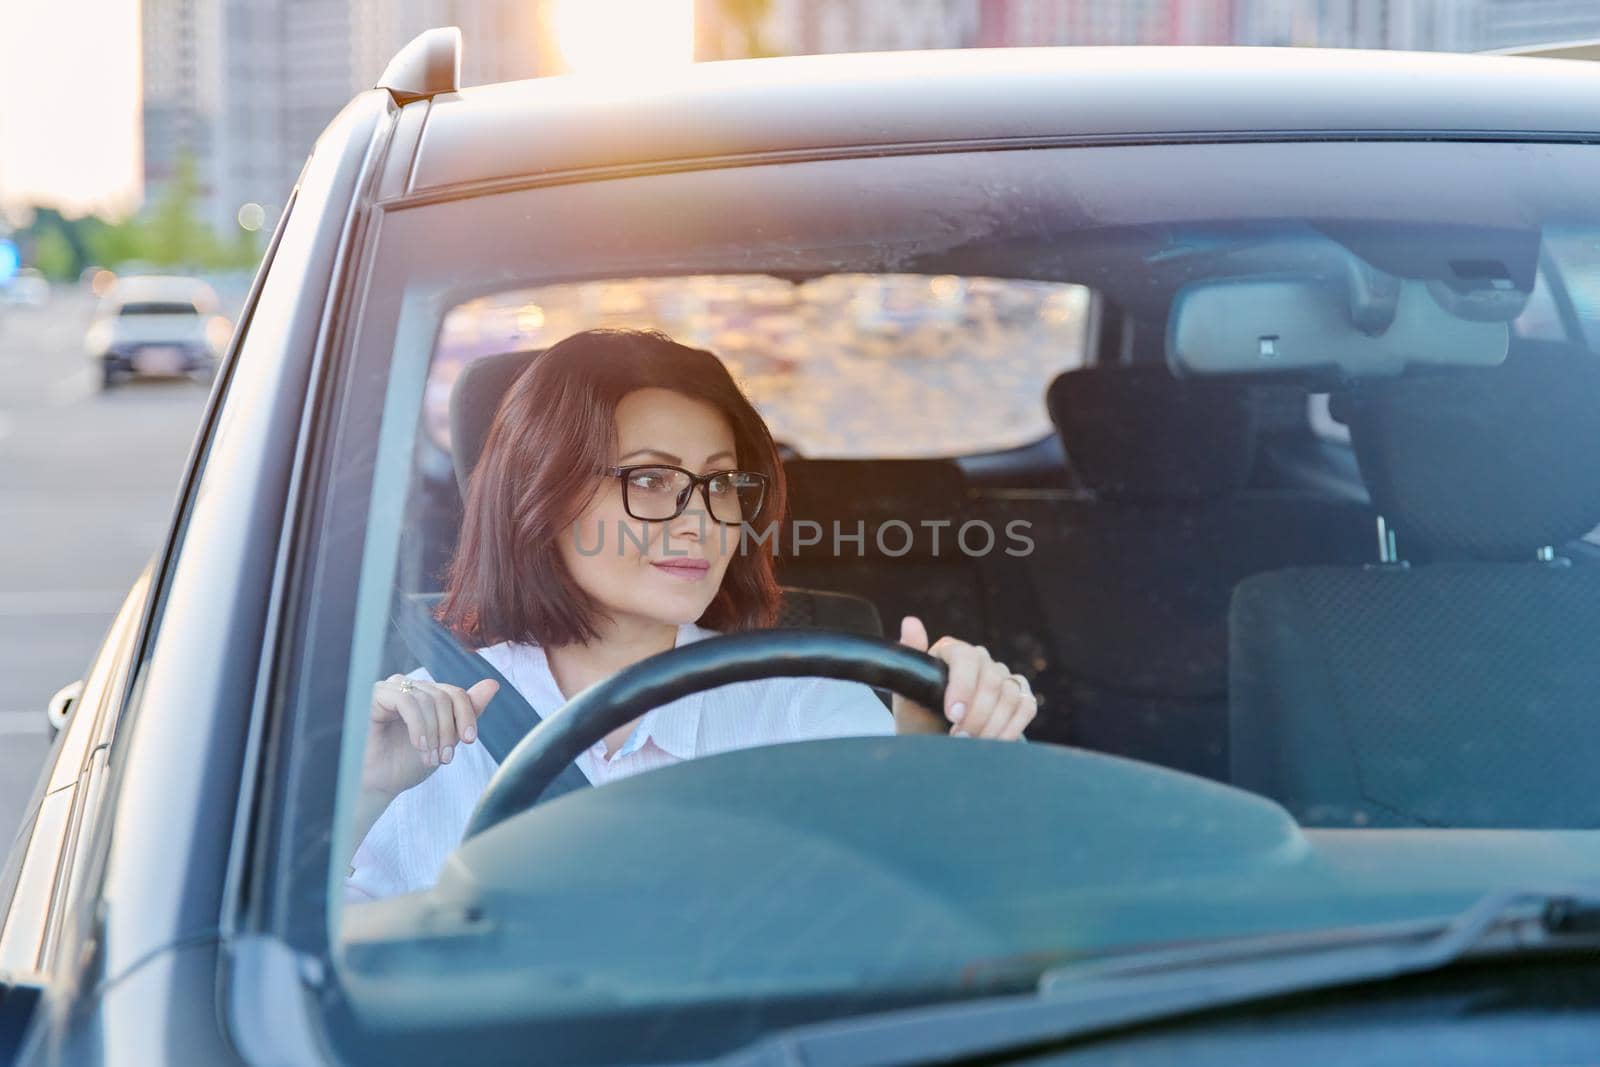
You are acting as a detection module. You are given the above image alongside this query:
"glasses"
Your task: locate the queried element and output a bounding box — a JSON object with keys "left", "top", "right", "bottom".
{"left": 605, "top": 464, "right": 769, "bottom": 525}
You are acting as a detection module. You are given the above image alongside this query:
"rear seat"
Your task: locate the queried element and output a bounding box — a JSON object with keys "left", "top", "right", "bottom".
{"left": 777, "top": 459, "right": 987, "bottom": 646}
{"left": 976, "top": 366, "right": 1375, "bottom": 778}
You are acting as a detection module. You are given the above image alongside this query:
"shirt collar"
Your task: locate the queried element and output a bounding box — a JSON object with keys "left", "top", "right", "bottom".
{"left": 627, "top": 623, "right": 715, "bottom": 760}
{"left": 630, "top": 704, "right": 698, "bottom": 760}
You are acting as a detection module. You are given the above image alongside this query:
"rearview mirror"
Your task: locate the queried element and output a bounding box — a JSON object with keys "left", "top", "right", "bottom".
{"left": 1168, "top": 276, "right": 1509, "bottom": 377}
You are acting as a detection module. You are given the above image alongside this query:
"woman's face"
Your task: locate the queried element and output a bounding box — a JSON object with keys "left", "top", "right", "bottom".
{"left": 558, "top": 387, "right": 741, "bottom": 639}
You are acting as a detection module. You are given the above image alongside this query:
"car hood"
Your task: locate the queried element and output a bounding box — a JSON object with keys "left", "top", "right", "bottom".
{"left": 341, "top": 738, "right": 1600, "bottom": 1012}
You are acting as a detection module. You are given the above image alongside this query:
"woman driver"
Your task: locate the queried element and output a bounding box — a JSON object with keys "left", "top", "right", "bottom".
{"left": 346, "top": 329, "right": 1036, "bottom": 900}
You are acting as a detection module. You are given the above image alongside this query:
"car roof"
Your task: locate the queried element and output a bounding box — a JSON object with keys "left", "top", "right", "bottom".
{"left": 105, "top": 274, "right": 218, "bottom": 306}
{"left": 403, "top": 45, "right": 1600, "bottom": 197}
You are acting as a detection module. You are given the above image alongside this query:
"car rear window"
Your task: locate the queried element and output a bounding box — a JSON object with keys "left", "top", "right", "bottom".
{"left": 116, "top": 301, "right": 200, "bottom": 316}
{"left": 428, "top": 273, "right": 1091, "bottom": 458}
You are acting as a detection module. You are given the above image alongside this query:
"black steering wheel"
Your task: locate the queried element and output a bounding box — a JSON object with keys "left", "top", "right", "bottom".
{"left": 462, "top": 630, "right": 948, "bottom": 840}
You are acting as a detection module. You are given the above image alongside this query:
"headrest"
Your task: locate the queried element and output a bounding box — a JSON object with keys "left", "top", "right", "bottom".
{"left": 783, "top": 459, "right": 969, "bottom": 559}
{"left": 776, "top": 587, "right": 884, "bottom": 638}
{"left": 1340, "top": 340, "right": 1600, "bottom": 559}
{"left": 447, "top": 349, "right": 541, "bottom": 495}
{"left": 1046, "top": 366, "right": 1257, "bottom": 503}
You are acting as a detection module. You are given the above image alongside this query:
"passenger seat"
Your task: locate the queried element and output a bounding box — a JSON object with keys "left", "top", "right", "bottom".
{"left": 982, "top": 365, "right": 1373, "bottom": 778}
{"left": 1230, "top": 341, "right": 1600, "bottom": 827}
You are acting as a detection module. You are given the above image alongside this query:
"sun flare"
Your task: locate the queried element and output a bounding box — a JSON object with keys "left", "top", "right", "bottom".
{"left": 549, "top": 0, "right": 696, "bottom": 77}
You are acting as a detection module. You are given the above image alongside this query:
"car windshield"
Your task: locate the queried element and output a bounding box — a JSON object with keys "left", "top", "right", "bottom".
{"left": 295, "top": 138, "right": 1600, "bottom": 1062}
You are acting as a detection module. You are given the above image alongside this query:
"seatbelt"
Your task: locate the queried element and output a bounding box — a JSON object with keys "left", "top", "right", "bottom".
{"left": 390, "top": 594, "right": 591, "bottom": 802}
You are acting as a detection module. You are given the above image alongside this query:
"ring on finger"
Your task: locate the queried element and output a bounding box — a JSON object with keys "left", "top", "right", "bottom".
{"left": 1002, "top": 673, "right": 1027, "bottom": 692}
{"left": 397, "top": 677, "right": 416, "bottom": 694}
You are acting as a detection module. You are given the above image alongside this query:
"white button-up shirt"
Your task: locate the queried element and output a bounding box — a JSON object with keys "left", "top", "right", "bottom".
{"left": 346, "top": 623, "right": 894, "bottom": 901}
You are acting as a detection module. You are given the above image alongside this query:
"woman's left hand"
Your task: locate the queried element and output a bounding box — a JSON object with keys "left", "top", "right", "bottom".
{"left": 893, "top": 616, "right": 1036, "bottom": 739}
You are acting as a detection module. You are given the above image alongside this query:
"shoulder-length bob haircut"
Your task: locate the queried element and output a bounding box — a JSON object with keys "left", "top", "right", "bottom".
{"left": 438, "top": 328, "right": 786, "bottom": 648}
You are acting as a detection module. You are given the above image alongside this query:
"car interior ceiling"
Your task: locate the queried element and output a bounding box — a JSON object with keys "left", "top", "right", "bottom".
{"left": 390, "top": 273, "right": 1600, "bottom": 826}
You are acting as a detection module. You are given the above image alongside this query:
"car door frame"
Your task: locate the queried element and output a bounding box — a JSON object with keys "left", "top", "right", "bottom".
{"left": 0, "top": 88, "right": 417, "bottom": 1065}
{"left": 0, "top": 569, "right": 151, "bottom": 981}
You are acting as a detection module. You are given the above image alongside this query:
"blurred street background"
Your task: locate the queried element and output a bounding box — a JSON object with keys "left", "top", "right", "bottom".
{"left": 0, "top": 280, "right": 247, "bottom": 845}
{"left": 6, "top": 0, "right": 1600, "bottom": 847}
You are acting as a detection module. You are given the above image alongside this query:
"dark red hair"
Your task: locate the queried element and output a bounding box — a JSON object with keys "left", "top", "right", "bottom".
{"left": 437, "top": 328, "right": 786, "bottom": 648}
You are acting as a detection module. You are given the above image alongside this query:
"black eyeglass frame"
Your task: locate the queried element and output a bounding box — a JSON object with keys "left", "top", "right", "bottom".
{"left": 604, "top": 463, "right": 770, "bottom": 525}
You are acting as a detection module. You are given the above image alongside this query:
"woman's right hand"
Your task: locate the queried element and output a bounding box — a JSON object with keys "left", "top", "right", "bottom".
{"left": 363, "top": 675, "right": 499, "bottom": 800}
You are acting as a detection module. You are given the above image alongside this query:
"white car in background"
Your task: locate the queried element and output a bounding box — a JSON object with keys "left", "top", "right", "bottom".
{"left": 83, "top": 275, "right": 231, "bottom": 389}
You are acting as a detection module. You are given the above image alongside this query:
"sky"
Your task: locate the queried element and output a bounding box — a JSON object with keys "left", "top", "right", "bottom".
{"left": 0, "top": 0, "right": 142, "bottom": 220}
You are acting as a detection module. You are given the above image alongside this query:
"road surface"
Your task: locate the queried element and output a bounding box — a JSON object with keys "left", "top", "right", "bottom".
{"left": 0, "top": 288, "right": 210, "bottom": 850}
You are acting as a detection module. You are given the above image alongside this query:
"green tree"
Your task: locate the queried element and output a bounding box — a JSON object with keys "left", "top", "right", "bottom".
{"left": 30, "top": 227, "right": 76, "bottom": 281}
{"left": 143, "top": 152, "right": 219, "bottom": 267}
{"left": 21, "top": 207, "right": 92, "bottom": 280}
{"left": 80, "top": 214, "right": 148, "bottom": 269}
{"left": 66, "top": 150, "right": 264, "bottom": 274}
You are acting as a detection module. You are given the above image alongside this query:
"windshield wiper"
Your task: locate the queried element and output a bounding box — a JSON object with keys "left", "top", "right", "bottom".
{"left": 1039, "top": 883, "right": 1600, "bottom": 991}
{"left": 721, "top": 887, "right": 1600, "bottom": 1067}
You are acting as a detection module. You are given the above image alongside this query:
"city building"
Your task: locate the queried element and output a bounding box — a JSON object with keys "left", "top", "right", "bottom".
{"left": 1472, "top": 0, "right": 1600, "bottom": 51}
{"left": 348, "top": 0, "right": 547, "bottom": 88}
{"left": 752, "top": 0, "right": 1600, "bottom": 54}
{"left": 760, "top": 0, "right": 974, "bottom": 54}
{"left": 973, "top": 0, "right": 1234, "bottom": 46}
{"left": 143, "top": 0, "right": 549, "bottom": 243}
{"left": 140, "top": 0, "right": 223, "bottom": 229}
{"left": 142, "top": 0, "right": 349, "bottom": 238}
{"left": 139, "top": 0, "right": 1600, "bottom": 241}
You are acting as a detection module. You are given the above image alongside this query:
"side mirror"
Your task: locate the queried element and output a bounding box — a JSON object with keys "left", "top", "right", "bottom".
{"left": 45, "top": 680, "right": 84, "bottom": 736}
